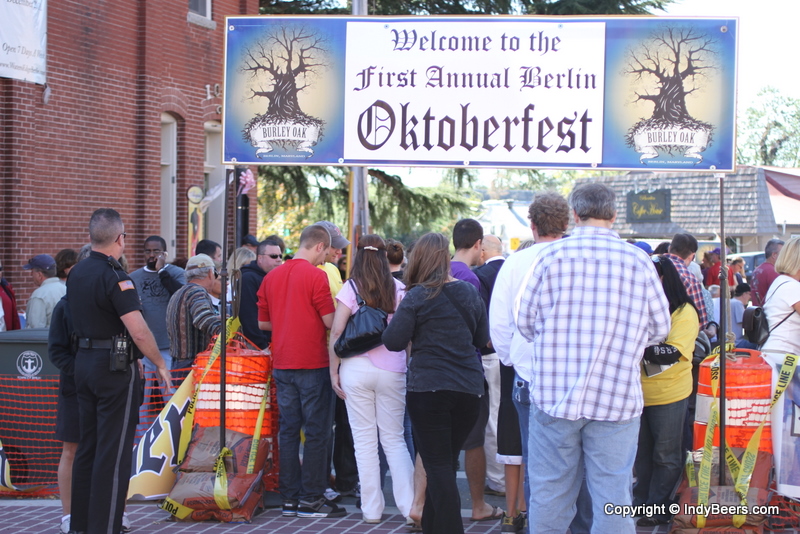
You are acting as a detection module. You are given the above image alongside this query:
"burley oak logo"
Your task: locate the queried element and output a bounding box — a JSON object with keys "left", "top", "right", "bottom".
{"left": 241, "top": 26, "right": 327, "bottom": 158}
{"left": 624, "top": 26, "right": 717, "bottom": 164}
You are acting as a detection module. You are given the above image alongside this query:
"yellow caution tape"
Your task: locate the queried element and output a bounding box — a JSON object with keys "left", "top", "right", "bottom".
{"left": 160, "top": 496, "right": 194, "bottom": 519}
{"left": 213, "top": 447, "right": 233, "bottom": 510}
{"left": 685, "top": 451, "right": 696, "bottom": 488}
{"left": 696, "top": 350, "right": 797, "bottom": 528}
{"left": 246, "top": 377, "right": 271, "bottom": 475}
{"left": 177, "top": 317, "right": 241, "bottom": 464}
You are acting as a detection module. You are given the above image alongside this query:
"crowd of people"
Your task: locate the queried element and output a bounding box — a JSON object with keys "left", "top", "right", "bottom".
{"left": 4, "top": 182, "right": 798, "bottom": 534}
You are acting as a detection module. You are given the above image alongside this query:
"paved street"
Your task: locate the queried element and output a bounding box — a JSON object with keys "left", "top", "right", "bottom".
{"left": 0, "top": 496, "right": 674, "bottom": 534}
{"left": 0, "top": 465, "right": 791, "bottom": 534}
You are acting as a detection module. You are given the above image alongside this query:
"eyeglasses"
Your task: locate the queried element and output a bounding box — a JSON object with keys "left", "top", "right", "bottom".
{"left": 259, "top": 254, "right": 281, "bottom": 259}
{"left": 116, "top": 232, "right": 127, "bottom": 243}
{"left": 213, "top": 269, "right": 220, "bottom": 279}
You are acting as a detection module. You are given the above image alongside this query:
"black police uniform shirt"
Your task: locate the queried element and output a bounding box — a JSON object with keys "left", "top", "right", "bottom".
{"left": 67, "top": 251, "right": 142, "bottom": 340}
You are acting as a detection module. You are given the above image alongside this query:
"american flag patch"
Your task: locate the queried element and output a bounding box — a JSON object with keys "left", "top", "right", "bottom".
{"left": 118, "top": 280, "right": 135, "bottom": 291}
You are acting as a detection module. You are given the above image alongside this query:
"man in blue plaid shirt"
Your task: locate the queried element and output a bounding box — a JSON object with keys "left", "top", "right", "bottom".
{"left": 518, "top": 183, "right": 670, "bottom": 533}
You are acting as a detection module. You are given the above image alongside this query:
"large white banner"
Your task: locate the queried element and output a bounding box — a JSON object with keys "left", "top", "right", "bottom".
{"left": 343, "top": 21, "right": 605, "bottom": 166}
{"left": 0, "top": 0, "right": 47, "bottom": 84}
{"left": 223, "top": 16, "right": 738, "bottom": 171}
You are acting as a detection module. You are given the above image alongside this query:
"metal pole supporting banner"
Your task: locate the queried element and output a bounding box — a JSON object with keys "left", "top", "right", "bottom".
{"left": 219, "top": 167, "right": 232, "bottom": 454}
{"left": 716, "top": 172, "right": 727, "bottom": 485}
{"left": 349, "top": 0, "right": 370, "bottom": 250}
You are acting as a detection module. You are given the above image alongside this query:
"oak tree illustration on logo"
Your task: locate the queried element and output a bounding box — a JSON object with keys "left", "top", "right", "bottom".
{"left": 241, "top": 25, "right": 328, "bottom": 158}
{"left": 624, "top": 26, "right": 717, "bottom": 164}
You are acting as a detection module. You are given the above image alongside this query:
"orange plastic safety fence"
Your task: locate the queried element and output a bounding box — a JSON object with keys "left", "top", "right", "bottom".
{"left": 0, "top": 375, "right": 61, "bottom": 496}
{"left": 135, "top": 366, "right": 191, "bottom": 440}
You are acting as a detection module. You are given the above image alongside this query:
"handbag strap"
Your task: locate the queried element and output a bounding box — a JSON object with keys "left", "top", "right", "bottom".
{"left": 441, "top": 283, "right": 473, "bottom": 330}
{"left": 769, "top": 309, "right": 796, "bottom": 334}
{"left": 349, "top": 279, "right": 367, "bottom": 309}
{"left": 764, "top": 279, "right": 796, "bottom": 334}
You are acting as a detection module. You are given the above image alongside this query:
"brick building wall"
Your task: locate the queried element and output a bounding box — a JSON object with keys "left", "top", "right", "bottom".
{"left": 0, "top": 0, "right": 259, "bottom": 308}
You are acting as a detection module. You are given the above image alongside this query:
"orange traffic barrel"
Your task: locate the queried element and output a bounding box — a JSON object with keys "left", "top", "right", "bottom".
{"left": 693, "top": 348, "right": 772, "bottom": 452}
{"left": 192, "top": 338, "right": 272, "bottom": 436}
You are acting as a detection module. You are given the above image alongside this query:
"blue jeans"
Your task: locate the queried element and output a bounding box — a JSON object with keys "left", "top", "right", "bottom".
{"left": 273, "top": 367, "right": 334, "bottom": 502}
{"left": 633, "top": 398, "right": 688, "bottom": 517}
{"left": 512, "top": 373, "right": 531, "bottom": 506}
{"left": 528, "top": 405, "right": 640, "bottom": 534}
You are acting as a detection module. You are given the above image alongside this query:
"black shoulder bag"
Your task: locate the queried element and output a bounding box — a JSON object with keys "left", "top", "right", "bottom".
{"left": 742, "top": 280, "right": 795, "bottom": 346}
{"left": 333, "top": 280, "right": 389, "bottom": 358}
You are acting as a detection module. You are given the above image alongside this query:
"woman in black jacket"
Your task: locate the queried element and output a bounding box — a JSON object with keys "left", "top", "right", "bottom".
{"left": 382, "top": 232, "right": 489, "bottom": 534}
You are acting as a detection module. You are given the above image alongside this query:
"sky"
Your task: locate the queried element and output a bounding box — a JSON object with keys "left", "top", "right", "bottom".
{"left": 399, "top": 0, "right": 798, "bottom": 187}
{"left": 659, "top": 0, "right": 800, "bottom": 105}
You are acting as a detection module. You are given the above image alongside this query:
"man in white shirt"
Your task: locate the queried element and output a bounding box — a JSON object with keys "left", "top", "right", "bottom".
{"left": 490, "top": 193, "right": 588, "bottom": 531}
{"left": 23, "top": 254, "right": 66, "bottom": 328}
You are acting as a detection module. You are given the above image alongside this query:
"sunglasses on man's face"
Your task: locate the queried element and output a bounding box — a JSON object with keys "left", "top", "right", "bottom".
{"left": 260, "top": 254, "right": 281, "bottom": 259}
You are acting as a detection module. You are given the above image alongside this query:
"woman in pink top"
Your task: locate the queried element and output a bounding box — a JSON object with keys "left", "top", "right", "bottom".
{"left": 328, "top": 234, "right": 414, "bottom": 525}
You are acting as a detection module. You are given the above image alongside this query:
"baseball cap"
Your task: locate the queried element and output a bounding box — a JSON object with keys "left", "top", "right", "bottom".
{"left": 185, "top": 253, "right": 215, "bottom": 271}
{"left": 22, "top": 254, "right": 56, "bottom": 271}
{"left": 243, "top": 234, "right": 259, "bottom": 247}
{"left": 314, "top": 221, "right": 350, "bottom": 249}
{"left": 633, "top": 241, "right": 653, "bottom": 255}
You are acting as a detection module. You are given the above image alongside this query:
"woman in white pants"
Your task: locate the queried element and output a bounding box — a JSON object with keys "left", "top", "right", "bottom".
{"left": 329, "top": 234, "right": 414, "bottom": 524}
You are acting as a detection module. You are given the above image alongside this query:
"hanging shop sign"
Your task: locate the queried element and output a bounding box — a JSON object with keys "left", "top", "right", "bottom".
{"left": 627, "top": 189, "right": 671, "bottom": 222}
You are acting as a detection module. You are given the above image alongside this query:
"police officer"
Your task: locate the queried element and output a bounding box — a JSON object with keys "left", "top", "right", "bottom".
{"left": 67, "top": 209, "right": 172, "bottom": 534}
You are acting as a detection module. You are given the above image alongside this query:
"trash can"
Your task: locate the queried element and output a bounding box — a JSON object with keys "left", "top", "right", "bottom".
{"left": 0, "top": 328, "right": 60, "bottom": 491}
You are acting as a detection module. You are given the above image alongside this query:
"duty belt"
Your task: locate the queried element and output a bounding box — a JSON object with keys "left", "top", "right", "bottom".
{"left": 78, "top": 338, "right": 113, "bottom": 349}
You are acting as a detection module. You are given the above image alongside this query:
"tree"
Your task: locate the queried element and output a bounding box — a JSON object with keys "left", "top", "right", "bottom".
{"left": 623, "top": 26, "right": 716, "bottom": 151}
{"left": 241, "top": 26, "right": 327, "bottom": 152}
{"left": 737, "top": 87, "right": 800, "bottom": 167}
{"left": 627, "top": 27, "right": 715, "bottom": 123}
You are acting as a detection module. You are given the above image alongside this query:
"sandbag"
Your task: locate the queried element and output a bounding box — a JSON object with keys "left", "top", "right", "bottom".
{"left": 672, "top": 448, "right": 773, "bottom": 530}
{"left": 180, "top": 426, "right": 268, "bottom": 475}
{"left": 176, "top": 479, "right": 264, "bottom": 522}
{"left": 167, "top": 470, "right": 260, "bottom": 511}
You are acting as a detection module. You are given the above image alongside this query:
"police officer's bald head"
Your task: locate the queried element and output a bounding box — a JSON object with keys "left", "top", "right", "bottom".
{"left": 89, "top": 208, "right": 125, "bottom": 247}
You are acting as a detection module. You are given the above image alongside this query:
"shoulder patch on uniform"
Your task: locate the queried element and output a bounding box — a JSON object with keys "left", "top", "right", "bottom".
{"left": 118, "top": 280, "right": 135, "bottom": 291}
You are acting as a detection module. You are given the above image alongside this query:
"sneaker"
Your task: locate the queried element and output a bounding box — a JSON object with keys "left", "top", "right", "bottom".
{"left": 338, "top": 485, "right": 360, "bottom": 498}
{"left": 121, "top": 512, "right": 131, "bottom": 533}
{"left": 282, "top": 501, "right": 298, "bottom": 517}
{"left": 363, "top": 515, "right": 381, "bottom": 524}
{"left": 500, "top": 511, "right": 525, "bottom": 533}
{"left": 323, "top": 487, "right": 341, "bottom": 502}
{"left": 297, "top": 497, "right": 347, "bottom": 518}
{"left": 60, "top": 516, "right": 70, "bottom": 534}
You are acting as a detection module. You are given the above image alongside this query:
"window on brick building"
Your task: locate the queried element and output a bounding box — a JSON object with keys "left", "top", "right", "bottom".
{"left": 161, "top": 113, "right": 178, "bottom": 256}
{"left": 189, "top": 0, "right": 211, "bottom": 18}
{"left": 204, "top": 121, "right": 225, "bottom": 248}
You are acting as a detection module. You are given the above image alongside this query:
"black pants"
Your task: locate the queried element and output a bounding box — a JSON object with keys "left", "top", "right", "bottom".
{"left": 331, "top": 396, "right": 359, "bottom": 491}
{"left": 71, "top": 349, "right": 141, "bottom": 534}
{"left": 407, "top": 390, "right": 480, "bottom": 534}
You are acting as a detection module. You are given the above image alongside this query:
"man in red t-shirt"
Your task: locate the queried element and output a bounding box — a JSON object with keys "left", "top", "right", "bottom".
{"left": 704, "top": 247, "right": 735, "bottom": 290}
{"left": 751, "top": 239, "right": 785, "bottom": 306}
{"left": 257, "top": 224, "right": 346, "bottom": 519}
